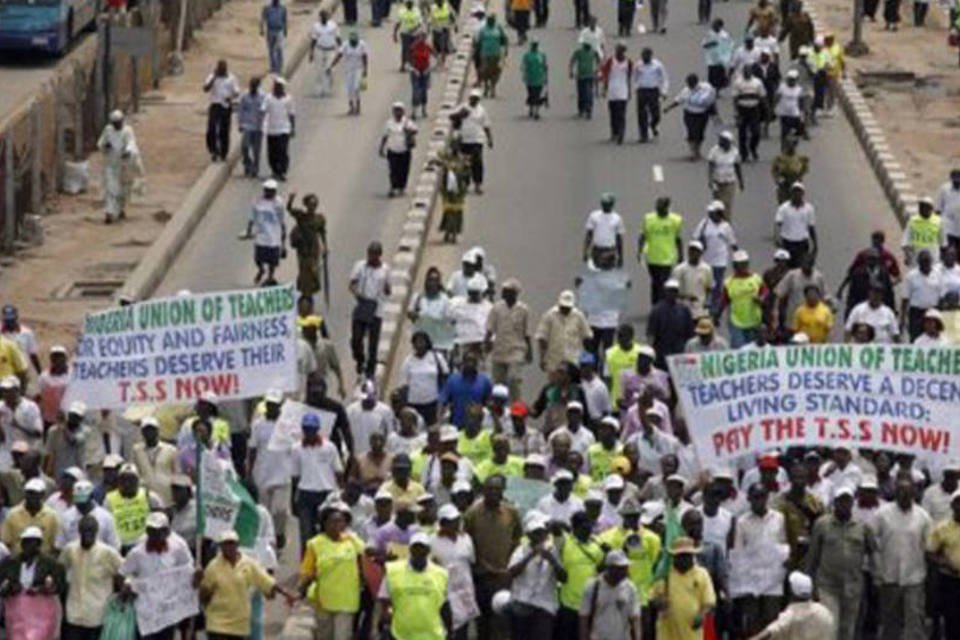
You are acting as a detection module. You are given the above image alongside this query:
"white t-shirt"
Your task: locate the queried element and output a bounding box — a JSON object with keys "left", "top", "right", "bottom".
{"left": 708, "top": 145, "right": 741, "bottom": 184}
{"left": 350, "top": 260, "right": 390, "bottom": 312}
{"left": 937, "top": 263, "right": 960, "bottom": 297}
{"left": 346, "top": 401, "right": 393, "bottom": 455}
{"left": 339, "top": 40, "right": 368, "bottom": 72}
{"left": 261, "top": 94, "right": 295, "bottom": 135}
{"left": 775, "top": 83, "right": 803, "bottom": 118}
{"left": 448, "top": 297, "right": 492, "bottom": 345}
{"left": 248, "top": 416, "right": 293, "bottom": 490}
{"left": 509, "top": 542, "right": 561, "bottom": 614}
{"left": 585, "top": 210, "right": 625, "bottom": 248}
{"left": 577, "top": 26, "right": 605, "bottom": 57}
{"left": 845, "top": 302, "right": 900, "bottom": 342}
{"left": 775, "top": 202, "right": 816, "bottom": 241}
{"left": 311, "top": 20, "right": 340, "bottom": 49}
{"left": 460, "top": 104, "right": 491, "bottom": 144}
{"left": 400, "top": 352, "right": 449, "bottom": 404}
{"left": 383, "top": 117, "right": 418, "bottom": 153}
{"left": 695, "top": 217, "right": 738, "bottom": 267}
{"left": 290, "top": 439, "right": 343, "bottom": 491}
{"left": 249, "top": 197, "right": 285, "bottom": 247}
{"left": 206, "top": 73, "right": 240, "bottom": 106}
{"left": 606, "top": 58, "right": 632, "bottom": 101}
{"left": 904, "top": 269, "right": 942, "bottom": 309}
{"left": 535, "top": 493, "right": 585, "bottom": 527}
{"left": 755, "top": 35, "right": 780, "bottom": 58}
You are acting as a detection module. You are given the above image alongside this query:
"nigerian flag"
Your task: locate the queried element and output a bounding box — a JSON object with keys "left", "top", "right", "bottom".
{"left": 652, "top": 503, "right": 683, "bottom": 580}
{"left": 197, "top": 448, "right": 259, "bottom": 546}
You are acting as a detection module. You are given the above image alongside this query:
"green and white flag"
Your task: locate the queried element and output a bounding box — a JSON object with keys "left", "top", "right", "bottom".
{"left": 197, "top": 448, "right": 259, "bottom": 546}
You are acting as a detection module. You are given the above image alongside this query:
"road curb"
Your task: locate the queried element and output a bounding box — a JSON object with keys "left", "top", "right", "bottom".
{"left": 118, "top": 0, "right": 341, "bottom": 302}
{"left": 372, "top": 23, "right": 476, "bottom": 389}
{"left": 804, "top": 7, "right": 916, "bottom": 225}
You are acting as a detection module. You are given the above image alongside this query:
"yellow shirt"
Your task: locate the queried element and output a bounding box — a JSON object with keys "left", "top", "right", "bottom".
{"left": 60, "top": 542, "right": 123, "bottom": 627}
{"left": 792, "top": 302, "right": 834, "bottom": 343}
{"left": 475, "top": 455, "right": 524, "bottom": 482}
{"left": 0, "top": 337, "right": 27, "bottom": 379}
{"left": 301, "top": 532, "right": 364, "bottom": 613}
{"left": 598, "top": 526, "right": 662, "bottom": 603}
{"left": 381, "top": 478, "right": 427, "bottom": 503}
{"left": 650, "top": 566, "right": 716, "bottom": 640}
{"left": 201, "top": 553, "right": 276, "bottom": 636}
{"left": 927, "top": 518, "right": 960, "bottom": 574}
{"left": 457, "top": 430, "right": 493, "bottom": 467}
{"left": 384, "top": 560, "right": 449, "bottom": 640}
{"left": 605, "top": 343, "right": 640, "bottom": 406}
{"left": 0, "top": 504, "right": 59, "bottom": 553}
{"left": 642, "top": 212, "right": 684, "bottom": 266}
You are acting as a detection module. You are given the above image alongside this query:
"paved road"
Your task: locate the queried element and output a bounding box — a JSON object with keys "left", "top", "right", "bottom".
{"left": 0, "top": 34, "right": 94, "bottom": 123}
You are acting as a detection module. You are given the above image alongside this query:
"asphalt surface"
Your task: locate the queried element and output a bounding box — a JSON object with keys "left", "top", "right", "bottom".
{"left": 0, "top": 33, "right": 94, "bottom": 123}
{"left": 151, "top": 0, "right": 903, "bottom": 633}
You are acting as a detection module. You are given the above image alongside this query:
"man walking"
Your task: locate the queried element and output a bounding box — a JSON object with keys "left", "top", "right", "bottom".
{"left": 203, "top": 59, "right": 239, "bottom": 162}
{"left": 458, "top": 90, "right": 493, "bottom": 194}
{"left": 237, "top": 77, "right": 265, "bottom": 178}
{"left": 733, "top": 64, "right": 765, "bottom": 161}
{"left": 262, "top": 77, "right": 295, "bottom": 181}
{"left": 349, "top": 242, "right": 392, "bottom": 379}
{"left": 309, "top": 10, "right": 341, "bottom": 97}
{"left": 393, "top": 0, "right": 424, "bottom": 71}
{"left": 521, "top": 40, "right": 548, "bottom": 119}
{"left": 707, "top": 131, "right": 744, "bottom": 218}
{"left": 720, "top": 250, "right": 767, "bottom": 347}
{"left": 96, "top": 110, "right": 142, "bottom": 224}
{"left": 775, "top": 182, "right": 817, "bottom": 267}
{"left": 241, "top": 179, "right": 286, "bottom": 286}
{"left": 409, "top": 31, "right": 436, "bottom": 119}
{"left": 601, "top": 44, "right": 632, "bottom": 144}
{"left": 639, "top": 196, "right": 684, "bottom": 305}
{"left": 485, "top": 278, "right": 532, "bottom": 400}
{"left": 261, "top": 0, "right": 288, "bottom": 74}
{"left": 569, "top": 42, "right": 600, "bottom": 119}
{"left": 632, "top": 48, "right": 668, "bottom": 144}
{"left": 328, "top": 31, "right": 370, "bottom": 115}
{"left": 648, "top": 0, "right": 669, "bottom": 33}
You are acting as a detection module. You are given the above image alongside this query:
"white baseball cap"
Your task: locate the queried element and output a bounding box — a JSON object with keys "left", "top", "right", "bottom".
{"left": 262, "top": 179, "right": 278, "bottom": 191}
{"left": 492, "top": 384, "right": 510, "bottom": 399}
{"left": 265, "top": 389, "right": 284, "bottom": 404}
{"left": 24, "top": 478, "right": 46, "bottom": 494}
{"left": 551, "top": 469, "right": 574, "bottom": 483}
{"left": 438, "top": 504, "right": 461, "bottom": 521}
{"left": 732, "top": 250, "right": 750, "bottom": 263}
{"left": 604, "top": 475, "right": 625, "bottom": 490}
{"left": 789, "top": 571, "right": 813, "bottom": 598}
{"left": 558, "top": 290, "right": 576, "bottom": 307}
{"left": 68, "top": 401, "right": 87, "bottom": 416}
{"left": 410, "top": 532, "right": 432, "bottom": 547}
{"left": 218, "top": 530, "right": 240, "bottom": 543}
{"left": 20, "top": 526, "right": 43, "bottom": 541}
{"left": 146, "top": 512, "right": 170, "bottom": 529}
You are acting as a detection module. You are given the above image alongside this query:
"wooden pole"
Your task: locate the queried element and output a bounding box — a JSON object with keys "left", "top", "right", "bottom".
{"left": 30, "top": 106, "right": 42, "bottom": 215}
{"left": 3, "top": 134, "right": 15, "bottom": 252}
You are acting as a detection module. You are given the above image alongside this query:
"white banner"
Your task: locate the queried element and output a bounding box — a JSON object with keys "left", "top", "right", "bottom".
{"left": 267, "top": 400, "right": 339, "bottom": 451}
{"left": 133, "top": 565, "right": 199, "bottom": 635}
{"left": 667, "top": 344, "right": 960, "bottom": 468}
{"left": 64, "top": 285, "right": 298, "bottom": 409}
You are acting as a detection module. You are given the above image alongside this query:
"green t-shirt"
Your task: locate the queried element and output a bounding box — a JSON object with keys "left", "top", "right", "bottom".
{"left": 571, "top": 47, "right": 597, "bottom": 79}
{"left": 522, "top": 50, "right": 547, "bottom": 87}
{"left": 642, "top": 212, "right": 684, "bottom": 266}
{"left": 477, "top": 25, "right": 506, "bottom": 58}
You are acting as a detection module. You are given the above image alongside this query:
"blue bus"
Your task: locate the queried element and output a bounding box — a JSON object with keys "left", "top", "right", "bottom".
{"left": 0, "top": 0, "right": 98, "bottom": 55}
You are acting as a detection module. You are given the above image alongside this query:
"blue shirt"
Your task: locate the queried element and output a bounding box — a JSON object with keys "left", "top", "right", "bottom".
{"left": 439, "top": 372, "right": 492, "bottom": 426}
{"left": 237, "top": 91, "right": 265, "bottom": 132}
{"left": 262, "top": 4, "right": 287, "bottom": 33}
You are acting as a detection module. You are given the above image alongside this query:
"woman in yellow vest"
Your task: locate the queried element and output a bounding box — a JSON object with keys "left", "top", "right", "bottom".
{"left": 298, "top": 504, "right": 365, "bottom": 640}
{"left": 720, "top": 250, "right": 768, "bottom": 348}
{"left": 557, "top": 510, "right": 605, "bottom": 640}
{"left": 374, "top": 532, "right": 452, "bottom": 640}
{"left": 105, "top": 464, "right": 160, "bottom": 553}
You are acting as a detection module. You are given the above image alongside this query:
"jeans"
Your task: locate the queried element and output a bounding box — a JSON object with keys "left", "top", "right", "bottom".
{"left": 296, "top": 489, "right": 329, "bottom": 554}
{"left": 576, "top": 77, "right": 594, "bottom": 116}
{"left": 351, "top": 314, "right": 382, "bottom": 377}
{"left": 461, "top": 142, "right": 485, "bottom": 186}
{"left": 728, "top": 323, "right": 759, "bottom": 348}
{"left": 266, "top": 133, "right": 290, "bottom": 179}
{"left": 410, "top": 70, "right": 430, "bottom": 107}
{"left": 387, "top": 150, "right": 412, "bottom": 190}
{"left": 608, "top": 99, "right": 627, "bottom": 142}
{"left": 266, "top": 30, "right": 284, "bottom": 74}
{"left": 636, "top": 87, "right": 661, "bottom": 139}
{"left": 206, "top": 103, "right": 231, "bottom": 159}
{"left": 241, "top": 129, "right": 262, "bottom": 177}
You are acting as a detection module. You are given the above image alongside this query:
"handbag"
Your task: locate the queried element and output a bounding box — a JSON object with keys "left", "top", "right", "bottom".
{"left": 99, "top": 596, "right": 138, "bottom": 640}
{"left": 352, "top": 265, "right": 381, "bottom": 322}
{"left": 404, "top": 120, "right": 417, "bottom": 150}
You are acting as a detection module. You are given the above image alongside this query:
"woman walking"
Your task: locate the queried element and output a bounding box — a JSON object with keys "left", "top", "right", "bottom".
{"left": 378, "top": 102, "right": 419, "bottom": 197}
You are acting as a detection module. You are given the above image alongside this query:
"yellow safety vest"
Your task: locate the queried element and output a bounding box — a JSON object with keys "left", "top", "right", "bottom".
{"left": 724, "top": 273, "right": 764, "bottom": 329}
{"left": 398, "top": 6, "right": 422, "bottom": 33}
{"left": 106, "top": 488, "right": 150, "bottom": 546}
{"left": 431, "top": 2, "right": 451, "bottom": 26}
{"left": 385, "top": 560, "right": 449, "bottom": 640}
{"left": 307, "top": 533, "right": 364, "bottom": 613}
{"left": 587, "top": 443, "right": 623, "bottom": 481}
{"left": 906, "top": 214, "right": 942, "bottom": 254}
{"left": 559, "top": 534, "right": 603, "bottom": 609}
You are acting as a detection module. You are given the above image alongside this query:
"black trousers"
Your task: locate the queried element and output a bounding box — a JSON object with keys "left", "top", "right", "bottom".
{"left": 617, "top": 0, "right": 635, "bottom": 34}
{"left": 351, "top": 315, "right": 382, "bottom": 377}
{"left": 698, "top": 0, "right": 712, "bottom": 21}
{"left": 780, "top": 115, "right": 804, "bottom": 144}
{"left": 940, "top": 572, "right": 960, "bottom": 640}
{"left": 576, "top": 78, "right": 594, "bottom": 116}
{"left": 387, "top": 150, "right": 412, "bottom": 189}
{"left": 913, "top": 0, "right": 928, "bottom": 25}
{"left": 708, "top": 64, "right": 728, "bottom": 91}
{"left": 555, "top": 606, "right": 581, "bottom": 640}
{"left": 342, "top": 0, "right": 358, "bottom": 22}
{"left": 648, "top": 263, "right": 673, "bottom": 305}
{"left": 636, "top": 88, "right": 661, "bottom": 139}
{"left": 573, "top": 0, "right": 590, "bottom": 26}
{"left": 535, "top": 0, "right": 549, "bottom": 26}
{"left": 206, "top": 103, "right": 232, "bottom": 159}
{"left": 586, "top": 326, "right": 616, "bottom": 376}
{"left": 781, "top": 238, "right": 810, "bottom": 268}
{"left": 207, "top": 634, "right": 247, "bottom": 640}
{"left": 461, "top": 142, "right": 485, "bottom": 185}
{"left": 737, "top": 105, "right": 762, "bottom": 157}
{"left": 266, "top": 133, "right": 290, "bottom": 178}
{"left": 608, "top": 99, "right": 627, "bottom": 142}
{"left": 63, "top": 623, "right": 102, "bottom": 640}
{"left": 908, "top": 306, "right": 928, "bottom": 341}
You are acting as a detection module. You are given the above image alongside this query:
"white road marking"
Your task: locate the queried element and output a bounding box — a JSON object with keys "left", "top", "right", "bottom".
{"left": 653, "top": 164, "right": 664, "bottom": 183}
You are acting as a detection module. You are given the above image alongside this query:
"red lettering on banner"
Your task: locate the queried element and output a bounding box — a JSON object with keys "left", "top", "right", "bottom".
{"left": 761, "top": 417, "right": 805, "bottom": 442}
{"left": 174, "top": 374, "right": 239, "bottom": 401}
{"left": 880, "top": 422, "right": 951, "bottom": 453}
{"left": 712, "top": 423, "right": 753, "bottom": 456}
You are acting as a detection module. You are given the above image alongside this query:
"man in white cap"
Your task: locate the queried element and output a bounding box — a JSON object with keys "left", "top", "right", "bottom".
{"left": 375, "top": 530, "right": 453, "bottom": 638}
{"left": 807, "top": 486, "right": 874, "bottom": 640}
{"left": 0, "top": 526, "right": 65, "bottom": 605}
{"left": 535, "top": 291, "right": 593, "bottom": 373}
{"left": 0, "top": 375, "right": 42, "bottom": 469}
{"left": 458, "top": 89, "right": 493, "bottom": 194}
{"left": 346, "top": 380, "right": 393, "bottom": 457}
{"left": 1, "top": 477, "right": 59, "bottom": 553}
{"left": 56, "top": 479, "right": 120, "bottom": 550}
{"left": 45, "top": 465, "right": 86, "bottom": 520}
{"left": 247, "top": 389, "right": 293, "bottom": 548}
{"left": 537, "top": 470, "right": 585, "bottom": 528}
{"left": 774, "top": 69, "right": 806, "bottom": 146}
{"left": 707, "top": 130, "right": 745, "bottom": 218}
{"left": 671, "top": 240, "right": 714, "bottom": 318}
{"left": 120, "top": 511, "right": 197, "bottom": 635}
{"left": 449, "top": 273, "right": 494, "bottom": 359}
{"left": 485, "top": 277, "right": 532, "bottom": 399}
{"left": 60, "top": 514, "right": 123, "bottom": 638}
{"left": 105, "top": 463, "right": 163, "bottom": 553}
{"left": 507, "top": 513, "right": 565, "bottom": 639}
{"left": 747, "top": 571, "right": 834, "bottom": 639}
{"left": 549, "top": 401, "right": 596, "bottom": 455}
{"left": 720, "top": 250, "right": 768, "bottom": 348}
{"left": 692, "top": 200, "right": 738, "bottom": 319}
{"left": 131, "top": 416, "right": 178, "bottom": 508}
{"left": 241, "top": 178, "right": 286, "bottom": 285}
{"left": 96, "top": 109, "right": 142, "bottom": 224}
{"left": 584, "top": 193, "right": 626, "bottom": 267}
{"left": 922, "top": 459, "right": 960, "bottom": 523}
{"left": 431, "top": 504, "right": 479, "bottom": 634}
{"left": 262, "top": 76, "right": 295, "bottom": 181}
{"left": 775, "top": 182, "right": 817, "bottom": 268}
{"left": 647, "top": 278, "right": 695, "bottom": 368}
{"left": 44, "top": 401, "right": 90, "bottom": 480}
{"left": 579, "top": 549, "right": 641, "bottom": 640}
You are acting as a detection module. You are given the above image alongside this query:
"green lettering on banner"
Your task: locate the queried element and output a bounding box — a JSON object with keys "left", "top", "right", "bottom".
{"left": 137, "top": 298, "right": 198, "bottom": 331}
{"left": 83, "top": 307, "right": 135, "bottom": 335}
{"left": 784, "top": 344, "right": 853, "bottom": 369}
{"left": 891, "top": 347, "right": 960, "bottom": 376}
{"left": 226, "top": 287, "right": 296, "bottom": 320}
{"left": 699, "top": 348, "right": 780, "bottom": 379}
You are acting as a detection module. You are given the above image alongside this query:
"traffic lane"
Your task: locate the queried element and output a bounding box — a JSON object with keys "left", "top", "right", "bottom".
{"left": 413, "top": 0, "right": 900, "bottom": 396}
{"left": 155, "top": 24, "right": 436, "bottom": 374}
{"left": 0, "top": 33, "right": 95, "bottom": 121}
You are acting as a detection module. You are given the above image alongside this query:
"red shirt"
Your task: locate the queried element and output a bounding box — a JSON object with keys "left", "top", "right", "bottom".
{"left": 410, "top": 41, "right": 434, "bottom": 72}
